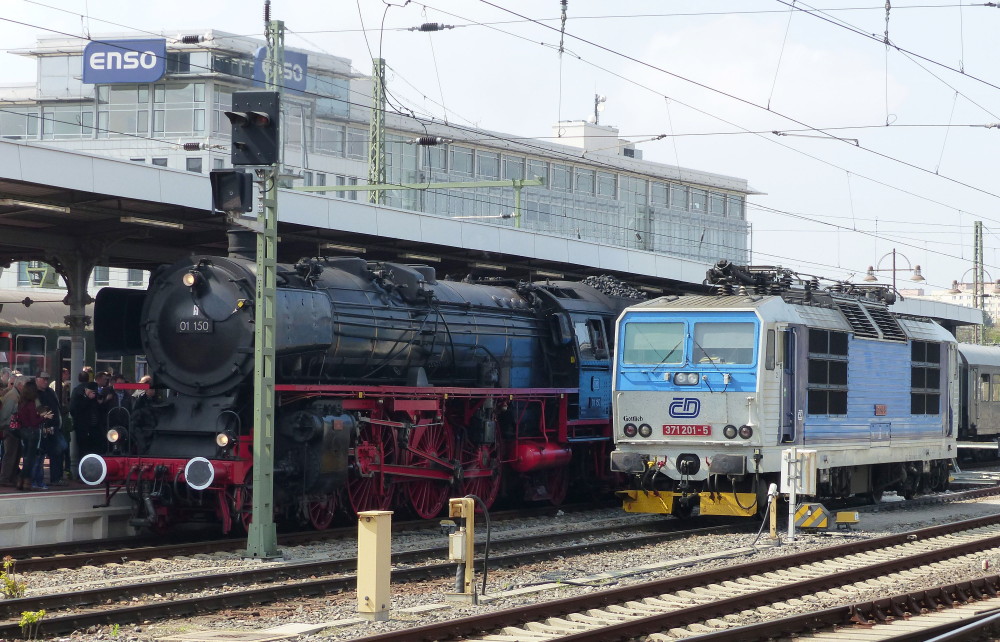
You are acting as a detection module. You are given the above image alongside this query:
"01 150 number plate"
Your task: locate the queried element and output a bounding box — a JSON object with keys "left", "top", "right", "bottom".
{"left": 177, "top": 318, "right": 213, "bottom": 334}
{"left": 662, "top": 424, "right": 711, "bottom": 436}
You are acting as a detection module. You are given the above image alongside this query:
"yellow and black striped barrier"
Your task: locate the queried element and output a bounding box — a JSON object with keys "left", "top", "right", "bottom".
{"left": 794, "top": 502, "right": 831, "bottom": 530}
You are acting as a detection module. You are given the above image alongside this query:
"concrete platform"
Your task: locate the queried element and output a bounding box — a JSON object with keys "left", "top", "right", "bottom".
{"left": 0, "top": 481, "right": 134, "bottom": 546}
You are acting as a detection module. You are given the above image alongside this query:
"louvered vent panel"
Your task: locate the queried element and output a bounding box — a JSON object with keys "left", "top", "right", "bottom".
{"left": 836, "top": 302, "right": 879, "bottom": 339}
{"left": 864, "top": 304, "right": 907, "bottom": 342}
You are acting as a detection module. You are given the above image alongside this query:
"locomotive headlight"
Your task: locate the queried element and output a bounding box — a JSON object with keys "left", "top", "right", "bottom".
{"left": 106, "top": 428, "right": 120, "bottom": 443}
{"left": 215, "top": 432, "right": 230, "bottom": 448}
{"left": 673, "top": 372, "right": 700, "bottom": 386}
{"left": 623, "top": 423, "right": 638, "bottom": 438}
{"left": 738, "top": 424, "right": 754, "bottom": 439}
{"left": 638, "top": 424, "right": 653, "bottom": 438}
{"left": 723, "top": 424, "right": 738, "bottom": 439}
{"left": 182, "top": 269, "right": 205, "bottom": 290}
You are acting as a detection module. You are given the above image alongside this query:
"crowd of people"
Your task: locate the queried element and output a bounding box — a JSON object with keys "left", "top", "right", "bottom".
{"left": 0, "top": 366, "right": 153, "bottom": 491}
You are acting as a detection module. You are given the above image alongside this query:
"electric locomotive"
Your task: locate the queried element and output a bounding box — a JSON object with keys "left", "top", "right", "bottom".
{"left": 610, "top": 261, "right": 955, "bottom": 518}
{"left": 81, "top": 231, "right": 638, "bottom": 532}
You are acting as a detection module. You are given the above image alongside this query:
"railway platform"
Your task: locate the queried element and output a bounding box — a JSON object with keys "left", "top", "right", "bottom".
{"left": 0, "top": 479, "right": 133, "bottom": 546}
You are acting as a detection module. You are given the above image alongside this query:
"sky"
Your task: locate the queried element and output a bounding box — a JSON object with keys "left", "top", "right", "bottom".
{"left": 2, "top": 0, "right": 1000, "bottom": 294}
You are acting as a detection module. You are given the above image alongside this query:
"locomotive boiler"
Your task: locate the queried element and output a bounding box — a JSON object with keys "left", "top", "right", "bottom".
{"left": 83, "top": 232, "right": 636, "bottom": 531}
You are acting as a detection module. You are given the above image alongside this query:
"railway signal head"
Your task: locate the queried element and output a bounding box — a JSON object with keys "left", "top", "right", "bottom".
{"left": 225, "top": 91, "right": 280, "bottom": 166}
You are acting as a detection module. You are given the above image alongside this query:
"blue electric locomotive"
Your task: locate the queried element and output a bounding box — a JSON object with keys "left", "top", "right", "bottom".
{"left": 610, "top": 262, "right": 955, "bottom": 517}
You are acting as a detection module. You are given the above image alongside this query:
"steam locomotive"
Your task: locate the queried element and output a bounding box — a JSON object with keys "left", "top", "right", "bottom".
{"left": 80, "top": 232, "right": 639, "bottom": 532}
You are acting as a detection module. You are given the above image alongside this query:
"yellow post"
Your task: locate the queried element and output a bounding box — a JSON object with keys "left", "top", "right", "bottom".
{"left": 447, "top": 497, "right": 477, "bottom": 603}
{"left": 357, "top": 510, "right": 392, "bottom": 621}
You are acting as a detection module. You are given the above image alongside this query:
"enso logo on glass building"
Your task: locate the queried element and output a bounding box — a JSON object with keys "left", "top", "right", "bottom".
{"left": 83, "top": 39, "right": 166, "bottom": 84}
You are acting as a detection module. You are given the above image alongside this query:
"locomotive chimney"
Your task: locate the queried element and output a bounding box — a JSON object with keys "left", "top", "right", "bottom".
{"left": 227, "top": 229, "right": 257, "bottom": 260}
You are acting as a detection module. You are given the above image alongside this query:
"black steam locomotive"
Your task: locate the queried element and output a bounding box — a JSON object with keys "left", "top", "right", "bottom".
{"left": 81, "top": 232, "right": 639, "bottom": 532}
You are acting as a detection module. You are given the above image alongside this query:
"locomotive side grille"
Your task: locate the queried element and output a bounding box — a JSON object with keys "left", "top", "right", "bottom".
{"left": 863, "top": 304, "right": 907, "bottom": 342}
{"left": 835, "top": 301, "right": 879, "bottom": 339}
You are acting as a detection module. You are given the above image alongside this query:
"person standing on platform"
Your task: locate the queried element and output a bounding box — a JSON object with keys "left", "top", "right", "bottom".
{"left": 13, "top": 380, "right": 53, "bottom": 491}
{"left": 0, "top": 375, "right": 26, "bottom": 486}
{"left": 70, "top": 382, "right": 101, "bottom": 459}
{"left": 36, "top": 372, "right": 66, "bottom": 486}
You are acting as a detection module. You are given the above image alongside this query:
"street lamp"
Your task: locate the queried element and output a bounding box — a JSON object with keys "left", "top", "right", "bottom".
{"left": 863, "top": 249, "right": 924, "bottom": 292}
{"left": 949, "top": 269, "right": 1000, "bottom": 345}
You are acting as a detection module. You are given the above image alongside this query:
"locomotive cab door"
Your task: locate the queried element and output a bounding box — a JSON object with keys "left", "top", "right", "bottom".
{"left": 573, "top": 316, "right": 612, "bottom": 420}
{"left": 779, "top": 325, "right": 804, "bottom": 444}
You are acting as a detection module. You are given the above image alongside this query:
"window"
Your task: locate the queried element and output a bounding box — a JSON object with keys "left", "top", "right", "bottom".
{"left": 346, "top": 128, "right": 367, "bottom": 159}
{"left": 693, "top": 322, "right": 755, "bottom": 365}
{"left": 93, "top": 266, "right": 110, "bottom": 286}
{"left": 622, "top": 322, "right": 684, "bottom": 365}
{"left": 574, "top": 319, "right": 609, "bottom": 361}
{"left": 17, "top": 261, "right": 44, "bottom": 287}
{"left": 96, "top": 357, "right": 122, "bottom": 378}
{"left": 709, "top": 193, "right": 725, "bottom": 216}
{"left": 14, "top": 335, "right": 45, "bottom": 376}
{"left": 213, "top": 157, "right": 224, "bottom": 169}
{"left": 316, "top": 173, "right": 326, "bottom": 186}
{"left": 449, "top": 146, "right": 473, "bottom": 175}
{"left": 502, "top": 155, "right": 525, "bottom": 180}
{"left": 981, "top": 374, "right": 991, "bottom": 402}
{"left": 727, "top": 195, "right": 744, "bottom": 220}
{"left": 186, "top": 157, "right": 203, "bottom": 173}
{"left": 651, "top": 182, "right": 668, "bottom": 207}
{"left": 527, "top": 159, "right": 548, "bottom": 185}
{"left": 0, "top": 335, "right": 9, "bottom": 370}
{"left": 911, "top": 341, "right": 941, "bottom": 414}
{"left": 127, "top": 269, "right": 144, "bottom": 287}
{"left": 690, "top": 188, "right": 707, "bottom": 212}
{"left": 993, "top": 374, "right": 1000, "bottom": 402}
{"left": 551, "top": 164, "right": 571, "bottom": 191}
{"left": 152, "top": 157, "right": 168, "bottom": 167}
{"left": 597, "top": 172, "right": 616, "bottom": 198}
{"left": 807, "top": 329, "right": 849, "bottom": 415}
{"left": 476, "top": 151, "right": 499, "bottom": 179}
{"left": 574, "top": 168, "right": 595, "bottom": 195}
{"left": 670, "top": 184, "right": 688, "bottom": 210}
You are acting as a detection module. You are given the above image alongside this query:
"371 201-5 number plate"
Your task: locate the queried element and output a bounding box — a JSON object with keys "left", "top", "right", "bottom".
{"left": 177, "top": 318, "right": 213, "bottom": 334}
{"left": 662, "top": 424, "right": 711, "bottom": 436}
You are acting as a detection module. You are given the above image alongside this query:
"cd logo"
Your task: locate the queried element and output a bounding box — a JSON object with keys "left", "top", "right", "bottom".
{"left": 668, "top": 397, "right": 701, "bottom": 418}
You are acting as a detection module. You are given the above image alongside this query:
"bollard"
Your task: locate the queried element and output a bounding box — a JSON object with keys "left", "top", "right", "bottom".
{"left": 357, "top": 510, "right": 392, "bottom": 621}
{"left": 446, "top": 497, "right": 478, "bottom": 604}
{"left": 768, "top": 483, "right": 780, "bottom": 544}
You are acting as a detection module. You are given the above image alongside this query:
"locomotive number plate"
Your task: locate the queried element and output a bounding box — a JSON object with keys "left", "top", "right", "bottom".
{"left": 662, "top": 424, "right": 711, "bottom": 436}
{"left": 177, "top": 318, "right": 213, "bottom": 334}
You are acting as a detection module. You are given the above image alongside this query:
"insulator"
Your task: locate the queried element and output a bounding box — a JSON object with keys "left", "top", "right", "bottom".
{"left": 415, "top": 136, "right": 445, "bottom": 146}
{"left": 264, "top": 0, "right": 271, "bottom": 23}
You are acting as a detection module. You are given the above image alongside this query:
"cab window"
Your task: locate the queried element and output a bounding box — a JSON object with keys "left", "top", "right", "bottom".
{"left": 574, "top": 319, "right": 608, "bottom": 360}
{"left": 693, "top": 322, "right": 755, "bottom": 365}
{"left": 622, "top": 322, "right": 684, "bottom": 365}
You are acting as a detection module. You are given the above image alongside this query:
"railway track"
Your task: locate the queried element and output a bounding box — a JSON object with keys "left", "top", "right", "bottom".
{"left": 0, "top": 517, "right": 748, "bottom": 638}
{"left": 339, "top": 513, "right": 1000, "bottom": 642}
{"left": 3, "top": 503, "right": 611, "bottom": 572}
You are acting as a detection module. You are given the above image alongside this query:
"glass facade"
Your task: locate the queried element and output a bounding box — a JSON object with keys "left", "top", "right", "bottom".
{"left": 5, "top": 42, "right": 750, "bottom": 265}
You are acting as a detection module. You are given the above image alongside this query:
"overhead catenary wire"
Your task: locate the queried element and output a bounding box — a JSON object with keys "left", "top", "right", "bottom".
{"left": 3, "top": 5, "right": 996, "bottom": 282}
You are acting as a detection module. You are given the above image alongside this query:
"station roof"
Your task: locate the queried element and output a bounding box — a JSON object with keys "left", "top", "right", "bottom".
{"left": 0, "top": 139, "right": 986, "bottom": 331}
{"left": 0, "top": 138, "right": 711, "bottom": 294}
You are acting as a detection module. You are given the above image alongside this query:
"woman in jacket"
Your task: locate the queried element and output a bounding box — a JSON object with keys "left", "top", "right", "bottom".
{"left": 13, "top": 380, "right": 54, "bottom": 491}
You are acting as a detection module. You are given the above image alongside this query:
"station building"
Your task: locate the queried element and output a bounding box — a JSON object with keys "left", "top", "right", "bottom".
{"left": 0, "top": 29, "right": 754, "bottom": 294}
